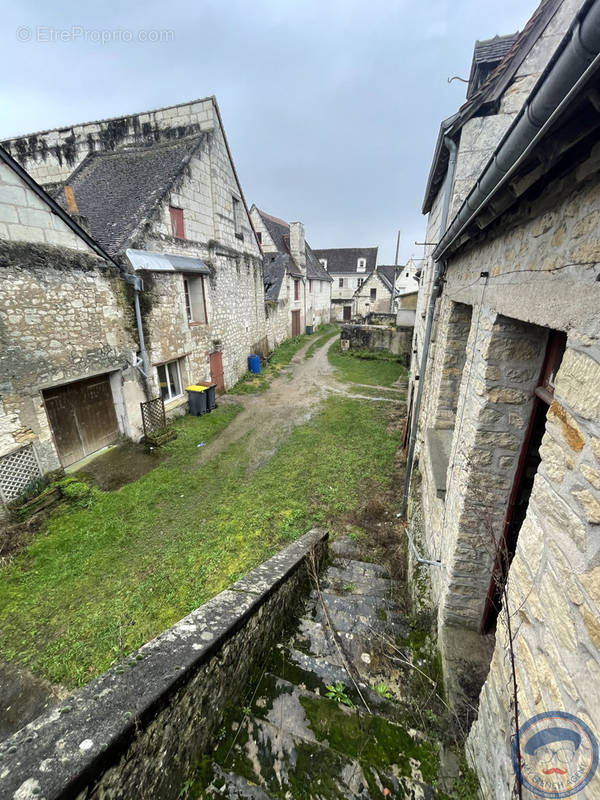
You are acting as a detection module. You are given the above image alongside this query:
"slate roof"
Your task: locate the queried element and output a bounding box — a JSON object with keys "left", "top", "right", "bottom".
{"left": 256, "top": 209, "right": 332, "bottom": 282}
{"left": 377, "top": 265, "right": 400, "bottom": 292}
{"left": 311, "top": 247, "right": 378, "bottom": 274}
{"left": 467, "top": 33, "right": 520, "bottom": 99}
{"left": 263, "top": 253, "right": 288, "bottom": 301}
{"left": 422, "top": 0, "right": 562, "bottom": 213}
{"left": 57, "top": 137, "right": 204, "bottom": 255}
{"left": 472, "top": 33, "right": 520, "bottom": 65}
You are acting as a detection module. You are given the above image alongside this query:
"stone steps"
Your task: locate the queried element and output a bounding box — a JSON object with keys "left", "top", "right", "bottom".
{"left": 201, "top": 536, "right": 443, "bottom": 799}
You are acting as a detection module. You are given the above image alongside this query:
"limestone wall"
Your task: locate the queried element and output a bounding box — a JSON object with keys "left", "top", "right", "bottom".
{"left": 0, "top": 162, "right": 90, "bottom": 250}
{"left": 1, "top": 98, "right": 216, "bottom": 188}
{"left": 307, "top": 278, "right": 331, "bottom": 329}
{"left": 353, "top": 272, "right": 391, "bottom": 316}
{"left": 0, "top": 242, "right": 146, "bottom": 474}
{"left": 0, "top": 529, "right": 328, "bottom": 800}
{"left": 340, "top": 324, "right": 411, "bottom": 363}
{"left": 467, "top": 344, "right": 600, "bottom": 799}
{"left": 413, "top": 150, "right": 600, "bottom": 796}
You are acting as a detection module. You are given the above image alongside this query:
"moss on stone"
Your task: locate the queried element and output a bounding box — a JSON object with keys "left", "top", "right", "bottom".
{"left": 299, "top": 694, "right": 439, "bottom": 784}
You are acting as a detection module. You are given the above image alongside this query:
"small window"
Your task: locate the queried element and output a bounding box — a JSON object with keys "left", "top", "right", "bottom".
{"left": 233, "top": 196, "right": 242, "bottom": 238}
{"left": 256, "top": 231, "right": 262, "bottom": 244}
{"left": 339, "top": 278, "right": 344, "bottom": 288}
{"left": 183, "top": 275, "right": 207, "bottom": 324}
{"left": 170, "top": 207, "right": 185, "bottom": 239}
{"left": 157, "top": 359, "right": 183, "bottom": 402}
{"left": 370, "top": 288, "right": 377, "bottom": 300}
{"left": 358, "top": 278, "right": 364, "bottom": 288}
{"left": 294, "top": 279, "right": 300, "bottom": 301}
{"left": 309, "top": 279, "right": 313, "bottom": 292}
{"left": 406, "top": 272, "right": 409, "bottom": 277}
{"left": 357, "top": 258, "right": 366, "bottom": 272}
{"left": 319, "top": 258, "right": 327, "bottom": 269}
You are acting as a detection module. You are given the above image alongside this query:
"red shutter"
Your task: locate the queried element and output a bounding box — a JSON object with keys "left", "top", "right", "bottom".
{"left": 169, "top": 207, "right": 185, "bottom": 239}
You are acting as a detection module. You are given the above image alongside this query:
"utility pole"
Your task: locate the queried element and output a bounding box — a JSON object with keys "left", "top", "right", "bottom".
{"left": 390, "top": 230, "right": 401, "bottom": 312}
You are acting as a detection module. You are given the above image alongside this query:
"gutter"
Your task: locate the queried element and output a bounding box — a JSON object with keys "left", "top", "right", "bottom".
{"left": 400, "top": 136, "right": 458, "bottom": 522}
{"left": 434, "top": 0, "right": 600, "bottom": 262}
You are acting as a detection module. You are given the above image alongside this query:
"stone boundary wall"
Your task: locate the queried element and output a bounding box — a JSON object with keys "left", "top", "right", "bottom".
{"left": 365, "top": 312, "right": 396, "bottom": 327}
{"left": 0, "top": 529, "right": 328, "bottom": 800}
{"left": 340, "top": 323, "right": 411, "bottom": 364}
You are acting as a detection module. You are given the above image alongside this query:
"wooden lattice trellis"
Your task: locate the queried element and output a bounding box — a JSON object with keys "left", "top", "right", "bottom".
{"left": 140, "top": 397, "right": 167, "bottom": 438}
{"left": 0, "top": 443, "right": 42, "bottom": 504}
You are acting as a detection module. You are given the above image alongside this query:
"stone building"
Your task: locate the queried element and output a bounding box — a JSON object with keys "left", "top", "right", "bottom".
{"left": 352, "top": 265, "right": 395, "bottom": 316}
{"left": 3, "top": 97, "right": 267, "bottom": 403}
{"left": 312, "top": 246, "right": 378, "bottom": 321}
{"left": 249, "top": 206, "right": 332, "bottom": 343}
{"left": 405, "top": 0, "right": 600, "bottom": 796}
{"left": 0, "top": 146, "right": 146, "bottom": 508}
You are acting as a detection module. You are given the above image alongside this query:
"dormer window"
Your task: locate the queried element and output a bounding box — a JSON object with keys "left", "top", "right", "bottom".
{"left": 319, "top": 258, "right": 328, "bottom": 270}
{"left": 170, "top": 207, "right": 185, "bottom": 239}
{"left": 357, "top": 258, "right": 366, "bottom": 272}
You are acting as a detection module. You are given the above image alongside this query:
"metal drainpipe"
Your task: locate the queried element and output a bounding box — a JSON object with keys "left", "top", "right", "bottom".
{"left": 127, "top": 274, "right": 152, "bottom": 400}
{"left": 400, "top": 136, "right": 457, "bottom": 521}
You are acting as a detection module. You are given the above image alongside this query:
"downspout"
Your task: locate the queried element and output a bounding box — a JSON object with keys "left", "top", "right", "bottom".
{"left": 400, "top": 136, "right": 457, "bottom": 520}
{"left": 125, "top": 273, "right": 152, "bottom": 399}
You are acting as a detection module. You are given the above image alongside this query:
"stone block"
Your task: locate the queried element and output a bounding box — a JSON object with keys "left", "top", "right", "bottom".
{"left": 532, "top": 476, "right": 587, "bottom": 550}
{"left": 580, "top": 463, "right": 600, "bottom": 492}
{"left": 555, "top": 350, "right": 600, "bottom": 421}
{"left": 17, "top": 206, "right": 50, "bottom": 228}
{"left": 487, "top": 387, "right": 528, "bottom": 404}
{"left": 547, "top": 400, "right": 585, "bottom": 452}
{"left": 7, "top": 223, "right": 45, "bottom": 243}
{"left": 572, "top": 489, "right": 600, "bottom": 524}
{"left": 0, "top": 203, "right": 18, "bottom": 223}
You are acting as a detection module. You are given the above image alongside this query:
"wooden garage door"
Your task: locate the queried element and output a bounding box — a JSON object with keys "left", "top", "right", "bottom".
{"left": 43, "top": 375, "right": 119, "bottom": 467}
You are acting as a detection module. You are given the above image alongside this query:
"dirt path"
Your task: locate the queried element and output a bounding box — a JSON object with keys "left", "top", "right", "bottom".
{"left": 192, "top": 335, "right": 354, "bottom": 472}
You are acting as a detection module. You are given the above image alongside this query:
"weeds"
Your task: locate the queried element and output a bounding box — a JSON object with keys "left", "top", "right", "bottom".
{"left": 325, "top": 682, "right": 354, "bottom": 707}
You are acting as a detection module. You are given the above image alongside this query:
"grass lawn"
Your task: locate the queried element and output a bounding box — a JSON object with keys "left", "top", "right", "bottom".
{"left": 0, "top": 395, "right": 398, "bottom": 688}
{"left": 328, "top": 340, "right": 407, "bottom": 387}
{"left": 228, "top": 324, "right": 338, "bottom": 395}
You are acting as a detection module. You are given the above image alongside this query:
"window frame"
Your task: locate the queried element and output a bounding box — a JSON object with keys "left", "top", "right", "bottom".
{"left": 157, "top": 359, "right": 183, "bottom": 403}
{"left": 169, "top": 206, "right": 185, "bottom": 239}
{"left": 232, "top": 196, "right": 243, "bottom": 239}
{"left": 183, "top": 274, "right": 208, "bottom": 325}
{"left": 358, "top": 277, "right": 364, "bottom": 288}
{"left": 370, "top": 287, "right": 377, "bottom": 300}
{"left": 294, "top": 279, "right": 300, "bottom": 301}
{"left": 357, "top": 258, "right": 366, "bottom": 272}
{"left": 338, "top": 278, "right": 344, "bottom": 288}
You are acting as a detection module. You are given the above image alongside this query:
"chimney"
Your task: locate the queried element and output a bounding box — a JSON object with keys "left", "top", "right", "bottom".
{"left": 64, "top": 185, "right": 91, "bottom": 235}
{"left": 289, "top": 222, "right": 306, "bottom": 273}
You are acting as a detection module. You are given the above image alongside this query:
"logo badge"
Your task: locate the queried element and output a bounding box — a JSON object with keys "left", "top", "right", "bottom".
{"left": 512, "top": 711, "right": 598, "bottom": 797}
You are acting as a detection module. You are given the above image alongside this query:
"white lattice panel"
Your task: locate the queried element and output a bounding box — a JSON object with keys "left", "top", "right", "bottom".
{"left": 0, "top": 444, "right": 41, "bottom": 503}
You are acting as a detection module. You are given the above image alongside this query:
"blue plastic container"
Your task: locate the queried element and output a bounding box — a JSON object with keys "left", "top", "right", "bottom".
{"left": 248, "top": 354, "right": 261, "bottom": 374}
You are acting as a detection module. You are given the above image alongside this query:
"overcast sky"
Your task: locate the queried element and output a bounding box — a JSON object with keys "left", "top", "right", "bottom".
{"left": 2, "top": 0, "right": 535, "bottom": 263}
